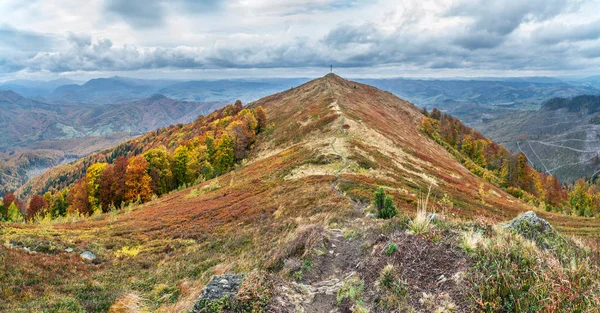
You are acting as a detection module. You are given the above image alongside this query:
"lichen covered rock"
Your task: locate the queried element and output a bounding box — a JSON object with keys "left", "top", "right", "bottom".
{"left": 504, "top": 211, "right": 564, "bottom": 250}
{"left": 200, "top": 274, "right": 245, "bottom": 300}
{"left": 191, "top": 273, "right": 245, "bottom": 312}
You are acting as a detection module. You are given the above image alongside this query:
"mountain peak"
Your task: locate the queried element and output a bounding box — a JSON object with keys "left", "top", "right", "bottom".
{"left": 320, "top": 72, "right": 350, "bottom": 86}
{"left": 0, "top": 89, "right": 25, "bottom": 103}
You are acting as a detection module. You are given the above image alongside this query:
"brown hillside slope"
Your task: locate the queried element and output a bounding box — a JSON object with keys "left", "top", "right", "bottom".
{"left": 2, "top": 74, "right": 600, "bottom": 312}
{"left": 250, "top": 73, "right": 599, "bottom": 234}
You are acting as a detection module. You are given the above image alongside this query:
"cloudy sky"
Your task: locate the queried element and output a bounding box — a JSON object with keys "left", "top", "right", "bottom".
{"left": 0, "top": 0, "right": 599, "bottom": 81}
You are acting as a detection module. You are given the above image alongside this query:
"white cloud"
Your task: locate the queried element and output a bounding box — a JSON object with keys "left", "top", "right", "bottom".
{"left": 0, "top": 0, "right": 599, "bottom": 78}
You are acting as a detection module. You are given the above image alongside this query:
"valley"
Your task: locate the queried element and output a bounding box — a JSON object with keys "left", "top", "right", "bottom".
{"left": 473, "top": 95, "right": 600, "bottom": 182}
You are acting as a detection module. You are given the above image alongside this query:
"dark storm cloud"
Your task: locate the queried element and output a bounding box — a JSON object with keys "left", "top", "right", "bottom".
{"left": 104, "top": 0, "right": 166, "bottom": 28}
{"left": 104, "top": 0, "right": 223, "bottom": 28}
{"left": 447, "top": 0, "right": 573, "bottom": 50}
{"left": 534, "top": 19, "right": 600, "bottom": 44}
{"left": 0, "top": 24, "right": 57, "bottom": 52}
{"left": 452, "top": 32, "right": 505, "bottom": 50}
{"left": 322, "top": 23, "right": 382, "bottom": 49}
{"left": 448, "top": 0, "right": 570, "bottom": 35}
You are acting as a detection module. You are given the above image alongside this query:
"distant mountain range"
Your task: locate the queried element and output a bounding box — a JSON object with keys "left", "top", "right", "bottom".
{"left": 359, "top": 77, "right": 600, "bottom": 112}
{"left": 3, "top": 75, "right": 600, "bottom": 108}
{"left": 0, "top": 90, "right": 225, "bottom": 149}
{"left": 1, "top": 76, "right": 311, "bottom": 104}
{"left": 0, "top": 90, "right": 227, "bottom": 194}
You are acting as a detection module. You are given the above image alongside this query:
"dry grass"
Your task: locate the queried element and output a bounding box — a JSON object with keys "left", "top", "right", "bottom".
{"left": 108, "top": 292, "right": 148, "bottom": 313}
{"left": 459, "top": 229, "right": 484, "bottom": 253}
{"left": 409, "top": 184, "right": 434, "bottom": 235}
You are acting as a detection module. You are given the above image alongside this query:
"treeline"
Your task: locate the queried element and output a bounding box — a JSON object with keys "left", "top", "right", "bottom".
{"left": 542, "top": 95, "right": 600, "bottom": 113}
{"left": 0, "top": 102, "right": 267, "bottom": 222}
{"left": 421, "top": 109, "right": 574, "bottom": 214}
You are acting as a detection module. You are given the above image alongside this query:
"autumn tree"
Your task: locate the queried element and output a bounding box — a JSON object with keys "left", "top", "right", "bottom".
{"left": 226, "top": 120, "right": 253, "bottom": 160}
{"left": 205, "top": 135, "right": 216, "bottom": 163}
{"left": 98, "top": 164, "right": 116, "bottom": 211}
{"left": 173, "top": 145, "right": 191, "bottom": 187}
{"left": 239, "top": 109, "right": 258, "bottom": 132}
{"left": 570, "top": 179, "right": 592, "bottom": 216}
{"left": 254, "top": 106, "right": 267, "bottom": 133}
{"left": 588, "top": 184, "right": 600, "bottom": 217}
{"left": 3, "top": 192, "right": 16, "bottom": 209}
{"left": 43, "top": 191, "right": 53, "bottom": 210}
{"left": 7, "top": 202, "right": 23, "bottom": 222}
{"left": 27, "top": 195, "right": 48, "bottom": 221}
{"left": 144, "top": 147, "right": 174, "bottom": 195}
{"left": 68, "top": 179, "right": 92, "bottom": 215}
{"left": 113, "top": 156, "right": 129, "bottom": 206}
{"left": 545, "top": 174, "right": 564, "bottom": 208}
{"left": 125, "top": 155, "right": 153, "bottom": 203}
{"left": 51, "top": 190, "right": 69, "bottom": 217}
{"left": 420, "top": 118, "right": 436, "bottom": 136}
{"left": 86, "top": 163, "right": 108, "bottom": 212}
{"left": 234, "top": 100, "right": 243, "bottom": 112}
{"left": 214, "top": 133, "right": 235, "bottom": 175}
{"left": 430, "top": 108, "right": 442, "bottom": 120}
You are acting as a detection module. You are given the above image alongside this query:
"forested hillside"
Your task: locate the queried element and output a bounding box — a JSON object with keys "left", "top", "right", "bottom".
{"left": 421, "top": 108, "right": 600, "bottom": 217}
{"left": 4, "top": 101, "right": 266, "bottom": 222}
{"left": 476, "top": 95, "right": 600, "bottom": 183}
{"left": 0, "top": 91, "right": 226, "bottom": 196}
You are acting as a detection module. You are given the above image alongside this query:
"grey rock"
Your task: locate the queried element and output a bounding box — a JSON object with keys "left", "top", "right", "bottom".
{"left": 503, "top": 211, "right": 563, "bottom": 250}
{"left": 283, "top": 258, "right": 302, "bottom": 272}
{"left": 65, "top": 248, "right": 74, "bottom": 253}
{"left": 200, "top": 273, "right": 245, "bottom": 300}
{"left": 366, "top": 213, "right": 376, "bottom": 218}
{"left": 191, "top": 273, "right": 246, "bottom": 312}
{"left": 80, "top": 251, "right": 96, "bottom": 261}
{"left": 428, "top": 213, "right": 440, "bottom": 221}
{"left": 504, "top": 211, "right": 553, "bottom": 233}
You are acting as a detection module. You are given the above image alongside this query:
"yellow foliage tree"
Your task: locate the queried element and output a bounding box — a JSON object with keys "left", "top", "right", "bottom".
{"left": 86, "top": 163, "right": 107, "bottom": 212}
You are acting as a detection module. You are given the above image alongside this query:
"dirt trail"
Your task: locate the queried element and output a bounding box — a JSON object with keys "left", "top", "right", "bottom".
{"left": 328, "top": 100, "right": 366, "bottom": 212}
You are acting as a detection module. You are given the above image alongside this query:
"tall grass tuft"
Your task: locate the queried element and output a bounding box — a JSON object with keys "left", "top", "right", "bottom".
{"left": 409, "top": 184, "right": 433, "bottom": 234}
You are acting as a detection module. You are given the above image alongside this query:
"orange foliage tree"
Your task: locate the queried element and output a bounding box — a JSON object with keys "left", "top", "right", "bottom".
{"left": 125, "top": 155, "right": 153, "bottom": 203}
{"left": 68, "top": 179, "right": 92, "bottom": 215}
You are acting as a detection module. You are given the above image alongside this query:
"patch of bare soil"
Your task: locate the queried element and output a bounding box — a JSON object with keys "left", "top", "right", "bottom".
{"left": 363, "top": 232, "right": 472, "bottom": 312}
{"left": 270, "top": 222, "right": 472, "bottom": 313}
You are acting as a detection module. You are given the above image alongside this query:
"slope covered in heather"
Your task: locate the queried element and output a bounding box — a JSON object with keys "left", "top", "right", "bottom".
{"left": 2, "top": 74, "right": 599, "bottom": 312}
